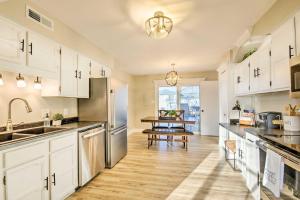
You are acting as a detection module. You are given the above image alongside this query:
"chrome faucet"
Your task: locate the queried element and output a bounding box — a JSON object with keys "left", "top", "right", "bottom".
{"left": 6, "top": 98, "right": 32, "bottom": 131}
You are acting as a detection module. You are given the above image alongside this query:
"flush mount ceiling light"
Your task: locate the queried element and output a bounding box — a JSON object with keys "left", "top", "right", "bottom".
{"left": 33, "top": 76, "right": 42, "bottom": 90}
{"left": 16, "top": 73, "right": 26, "bottom": 88}
{"left": 0, "top": 73, "right": 3, "bottom": 86}
{"left": 145, "top": 11, "right": 173, "bottom": 39}
{"left": 165, "top": 63, "right": 179, "bottom": 86}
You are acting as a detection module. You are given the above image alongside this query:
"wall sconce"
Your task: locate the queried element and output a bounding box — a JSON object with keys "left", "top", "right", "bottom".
{"left": 0, "top": 73, "right": 3, "bottom": 86}
{"left": 16, "top": 73, "right": 26, "bottom": 88}
{"left": 33, "top": 76, "right": 42, "bottom": 90}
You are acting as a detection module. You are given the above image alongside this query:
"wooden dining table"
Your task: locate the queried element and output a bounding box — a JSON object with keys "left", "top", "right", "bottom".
{"left": 140, "top": 116, "right": 196, "bottom": 150}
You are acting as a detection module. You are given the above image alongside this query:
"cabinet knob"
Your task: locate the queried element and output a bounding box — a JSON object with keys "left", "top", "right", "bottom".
{"left": 44, "top": 177, "right": 49, "bottom": 190}
{"left": 20, "top": 39, "right": 25, "bottom": 52}
{"left": 52, "top": 173, "right": 56, "bottom": 186}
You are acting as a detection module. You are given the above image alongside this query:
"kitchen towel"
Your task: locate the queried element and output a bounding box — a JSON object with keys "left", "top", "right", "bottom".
{"left": 262, "top": 149, "right": 284, "bottom": 198}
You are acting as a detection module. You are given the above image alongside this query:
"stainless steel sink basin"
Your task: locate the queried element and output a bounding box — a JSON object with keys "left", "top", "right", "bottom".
{"left": 0, "top": 132, "right": 32, "bottom": 143}
{"left": 0, "top": 127, "right": 66, "bottom": 144}
{"left": 15, "top": 127, "right": 65, "bottom": 135}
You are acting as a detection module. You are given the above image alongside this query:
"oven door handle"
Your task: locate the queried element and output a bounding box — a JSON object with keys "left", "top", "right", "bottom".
{"left": 82, "top": 129, "right": 105, "bottom": 139}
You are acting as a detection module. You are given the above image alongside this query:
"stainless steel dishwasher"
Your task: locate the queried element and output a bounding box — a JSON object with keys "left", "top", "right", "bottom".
{"left": 78, "top": 125, "right": 106, "bottom": 186}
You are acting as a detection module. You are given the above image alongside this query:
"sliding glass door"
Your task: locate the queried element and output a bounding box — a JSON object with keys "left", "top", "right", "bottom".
{"left": 157, "top": 85, "right": 200, "bottom": 132}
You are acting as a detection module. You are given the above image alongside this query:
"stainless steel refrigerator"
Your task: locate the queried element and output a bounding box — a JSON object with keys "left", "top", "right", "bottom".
{"left": 78, "top": 78, "right": 128, "bottom": 168}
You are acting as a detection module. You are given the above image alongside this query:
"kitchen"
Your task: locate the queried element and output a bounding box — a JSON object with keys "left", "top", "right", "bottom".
{"left": 0, "top": 0, "right": 300, "bottom": 200}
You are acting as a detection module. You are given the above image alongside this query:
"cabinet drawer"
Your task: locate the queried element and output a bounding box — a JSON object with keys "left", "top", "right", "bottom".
{"left": 50, "top": 131, "right": 77, "bottom": 152}
{"left": 3, "top": 141, "right": 48, "bottom": 169}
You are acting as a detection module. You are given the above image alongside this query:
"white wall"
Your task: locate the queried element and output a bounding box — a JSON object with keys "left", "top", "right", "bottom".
{"left": 0, "top": 71, "right": 77, "bottom": 126}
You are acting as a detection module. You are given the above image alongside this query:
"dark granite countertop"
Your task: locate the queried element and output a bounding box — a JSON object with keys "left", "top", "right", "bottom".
{"left": 219, "top": 123, "right": 300, "bottom": 156}
{"left": 219, "top": 123, "right": 253, "bottom": 138}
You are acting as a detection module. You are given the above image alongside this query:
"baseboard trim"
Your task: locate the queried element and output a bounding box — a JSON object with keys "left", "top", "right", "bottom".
{"left": 128, "top": 128, "right": 144, "bottom": 136}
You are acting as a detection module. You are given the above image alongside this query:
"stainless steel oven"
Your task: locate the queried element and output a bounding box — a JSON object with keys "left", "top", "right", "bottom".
{"left": 257, "top": 140, "right": 300, "bottom": 199}
{"left": 290, "top": 56, "right": 300, "bottom": 98}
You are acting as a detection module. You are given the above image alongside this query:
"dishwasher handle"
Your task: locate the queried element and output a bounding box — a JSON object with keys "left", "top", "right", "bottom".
{"left": 82, "top": 129, "right": 105, "bottom": 139}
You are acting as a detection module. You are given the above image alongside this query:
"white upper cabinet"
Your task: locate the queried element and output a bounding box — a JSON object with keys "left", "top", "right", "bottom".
{"left": 295, "top": 11, "right": 300, "bottom": 56}
{"left": 0, "top": 17, "right": 26, "bottom": 65}
{"left": 102, "top": 65, "right": 111, "bottom": 78}
{"left": 90, "top": 60, "right": 111, "bottom": 78}
{"left": 90, "top": 60, "right": 101, "bottom": 78}
{"left": 250, "top": 39, "right": 272, "bottom": 93}
{"left": 27, "top": 31, "right": 60, "bottom": 77}
{"left": 77, "top": 54, "right": 90, "bottom": 98}
{"left": 60, "top": 46, "right": 78, "bottom": 97}
{"left": 270, "top": 18, "right": 295, "bottom": 90}
{"left": 235, "top": 58, "right": 250, "bottom": 96}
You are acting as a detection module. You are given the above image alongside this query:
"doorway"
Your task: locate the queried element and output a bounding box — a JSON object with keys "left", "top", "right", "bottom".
{"left": 157, "top": 84, "right": 201, "bottom": 132}
{"left": 155, "top": 79, "right": 219, "bottom": 135}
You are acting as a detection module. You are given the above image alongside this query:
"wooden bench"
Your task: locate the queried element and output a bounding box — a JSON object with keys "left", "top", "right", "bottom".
{"left": 142, "top": 129, "right": 193, "bottom": 150}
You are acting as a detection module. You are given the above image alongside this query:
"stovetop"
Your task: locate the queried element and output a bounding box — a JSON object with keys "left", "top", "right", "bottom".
{"left": 245, "top": 128, "right": 300, "bottom": 156}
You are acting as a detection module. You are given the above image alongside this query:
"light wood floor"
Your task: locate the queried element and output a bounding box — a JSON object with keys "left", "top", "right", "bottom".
{"left": 68, "top": 133, "right": 252, "bottom": 200}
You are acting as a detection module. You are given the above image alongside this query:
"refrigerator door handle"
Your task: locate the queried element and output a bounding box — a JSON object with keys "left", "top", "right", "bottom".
{"left": 111, "top": 128, "right": 127, "bottom": 136}
{"left": 110, "top": 89, "right": 116, "bottom": 129}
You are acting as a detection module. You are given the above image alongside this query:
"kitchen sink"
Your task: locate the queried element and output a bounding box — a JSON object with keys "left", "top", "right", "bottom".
{"left": 15, "top": 127, "right": 65, "bottom": 135}
{"left": 0, "top": 127, "right": 66, "bottom": 144}
{"left": 0, "top": 133, "right": 33, "bottom": 143}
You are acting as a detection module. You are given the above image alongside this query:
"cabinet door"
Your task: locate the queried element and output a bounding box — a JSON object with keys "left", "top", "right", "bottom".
{"left": 250, "top": 53, "right": 259, "bottom": 93}
{"left": 296, "top": 11, "right": 300, "bottom": 56}
{"left": 90, "top": 60, "right": 102, "bottom": 78}
{"left": 5, "top": 157, "right": 49, "bottom": 200}
{"left": 0, "top": 17, "right": 26, "bottom": 65}
{"left": 77, "top": 54, "right": 90, "bottom": 98}
{"left": 239, "top": 59, "right": 250, "bottom": 94}
{"left": 27, "top": 32, "right": 60, "bottom": 75}
{"left": 257, "top": 44, "right": 272, "bottom": 92}
{"left": 245, "top": 134, "right": 260, "bottom": 200}
{"left": 218, "top": 69, "right": 228, "bottom": 123}
{"left": 102, "top": 65, "right": 111, "bottom": 77}
{"left": 50, "top": 144, "right": 77, "bottom": 200}
{"left": 271, "top": 18, "right": 295, "bottom": 90}
{"left": 60, "top": 46, "right": 78, "bottom": 97}
{"left": 218, "top": 126, "right": 227, "bottom": 149}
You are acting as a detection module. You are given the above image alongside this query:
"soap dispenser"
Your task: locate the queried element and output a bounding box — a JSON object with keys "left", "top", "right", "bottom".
{"left": 44, "top": 113, "right": 51, "bottom": 127}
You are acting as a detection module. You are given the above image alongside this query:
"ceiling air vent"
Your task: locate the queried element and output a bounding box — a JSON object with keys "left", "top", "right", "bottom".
{"left": 26, "top": 6, "right": 54, "bottom": 31}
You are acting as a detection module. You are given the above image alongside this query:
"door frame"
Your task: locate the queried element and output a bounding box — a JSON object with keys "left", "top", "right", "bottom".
{"left": 154, "top": 78, "right": 205, "bottom": 133}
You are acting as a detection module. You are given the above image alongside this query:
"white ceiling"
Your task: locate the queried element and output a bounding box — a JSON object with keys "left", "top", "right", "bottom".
{"left": 32, "top": 0, "right": 275, "bottom": 75}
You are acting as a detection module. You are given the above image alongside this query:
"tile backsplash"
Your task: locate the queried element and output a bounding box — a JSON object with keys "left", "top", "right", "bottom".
{"left": 0, "top": 71, "right": 78, "bottom": 127}
{"left": 236, "top": 91, "right": 300, "bottom": 115}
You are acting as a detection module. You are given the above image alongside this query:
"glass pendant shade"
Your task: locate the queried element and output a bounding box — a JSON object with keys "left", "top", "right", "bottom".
{"left": 145, "top": 11, "right": 173, "bottom": 39}
{"left": 33, "top": 76, "right": 42, "bottom": 90}
{"left": 16, "top": 73, "right": 26, "bottom": 88}
{"left": 165, "top": 64, "right": 179, "bottom": 86}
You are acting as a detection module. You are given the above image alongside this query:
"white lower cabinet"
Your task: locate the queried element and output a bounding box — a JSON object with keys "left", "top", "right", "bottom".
{"left": 49, "top": 133, "right": 78, "bottom": 200}
{"left": 245, "top": 132, "right": 260, "bottom": 200}
{"left": 0, "top": 131, "right": 78, "bottom": 200}
{"left": 218, "top": 126, "right": 228, "bottom": 149}
{"left": 5, "top": 157, "right": 49, "bottom": 200}
{"left": 2, "top": 141, "right": 49, "bottom": 200}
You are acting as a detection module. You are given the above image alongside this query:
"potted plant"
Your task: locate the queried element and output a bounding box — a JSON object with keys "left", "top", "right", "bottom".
{"left": 167, "top": 110, "right": 177, "bottom": 120}
{"left": 52, "top": 113, "right": 64, "bottom": 126}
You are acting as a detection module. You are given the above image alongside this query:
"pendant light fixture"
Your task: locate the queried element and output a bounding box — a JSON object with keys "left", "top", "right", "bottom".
{"left": 16, "top": 73, "right": 26, "bottom": 88}
{"left": 165, "top": 63, "right": 179, "bottom": 86}
{"left": 33, "top": 76, "right": 42, "bottom": 90}
{"left": 0, "top": 73, "right": 3, "bottom": 86}
{"left": 145, "top": 11, "right": 173, "bottom": 39}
